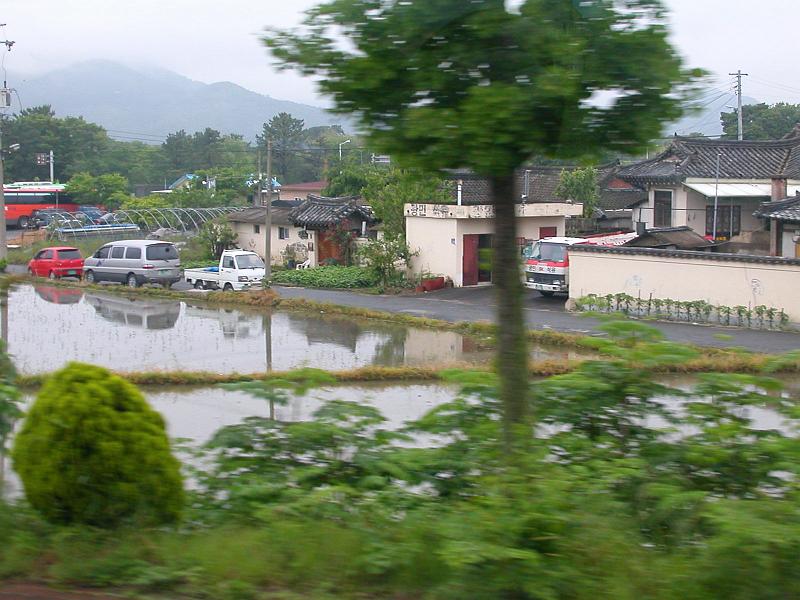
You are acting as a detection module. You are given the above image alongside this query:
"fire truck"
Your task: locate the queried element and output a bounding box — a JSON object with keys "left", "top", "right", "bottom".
{"left": 523, "top": 232, "right": 636, "bottom": 296}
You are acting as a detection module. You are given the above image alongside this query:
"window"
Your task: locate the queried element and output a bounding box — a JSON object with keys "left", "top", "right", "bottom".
{"left": 222, "top": 256, "right": 235, "bottom": 269}
{"left": 254, "top": 224, "right": 261, "bottom": 234}
{"left": 653, "top": 190, "right": 673, "bottom": 227}
{"left": 57, "top": 249, "right": 81, "bottom": 260}
{"left": 39, "top": 250, "right": 54, "bottom": 260}
{"left": 236, "top": 254, "right": 265, "bottom": 269}
{"left": 111, "top": 246, "right": 125, "bottom": 259}
{"left": 705, "top": 205, "right": 741, "bottom": 240}
{"left": 278, "top": 227, "right": 290, "bottom": 240}
{"left": 539, "top": 226, "right": 558, "bottom": 239}
{"left": 125, "top": 247, "right": 141, "bottom": 259}
{"left": 145, "top": 243, "right": 179, "bottom": 261}
{"left": 95, "top": 246, "right": 111, "bottom": 259}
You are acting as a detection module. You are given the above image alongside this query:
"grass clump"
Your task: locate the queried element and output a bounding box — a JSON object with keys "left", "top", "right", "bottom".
{"left": 12, "top": 362, "right": 184, "bottom": 527}
{"left": 272, "top": 266, "right": 379, "bottom": 289}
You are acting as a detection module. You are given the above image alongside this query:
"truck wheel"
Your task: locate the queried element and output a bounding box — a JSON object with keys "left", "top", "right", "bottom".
{"left": 127, "top": 273, "right": 139, "bottom": 288}
{"left": 194, "top": 280, "right": 204, "bottom": 289}
{"left": 539, "top": 291, "right": 555, "bottom": 297}
{"left": 17, "top": 216, "right": 29, "bottom": 229}
{"left": 223, "top": 283, "right": 233, "bottom": 292}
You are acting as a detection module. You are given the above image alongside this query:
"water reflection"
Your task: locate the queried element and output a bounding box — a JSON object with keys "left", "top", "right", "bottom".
{"left": 85, "top": 292, "right": 181, "bottom": 330}
{"left": 8, "top": 283, "right": 499, "bottom": 374}
{"left": 34, "top": 285, "right": 84, "bottom": 305}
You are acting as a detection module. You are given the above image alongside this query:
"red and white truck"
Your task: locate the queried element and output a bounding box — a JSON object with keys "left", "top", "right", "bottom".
{"left": 523, "top": 232, "right": 636, "bottom": 296}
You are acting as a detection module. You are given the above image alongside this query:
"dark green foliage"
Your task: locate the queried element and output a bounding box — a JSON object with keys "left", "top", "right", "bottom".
{"left": 11, "top": 363, "right": 183, "bottom": 527}
{"left": 272, "top": 266, "right": 379, "bottom": 288}
{"left": 554, "top": 166, "right": 600, "bottom": 217}
{"left": 721, "top": 102, "right": 800, "bottom": 140}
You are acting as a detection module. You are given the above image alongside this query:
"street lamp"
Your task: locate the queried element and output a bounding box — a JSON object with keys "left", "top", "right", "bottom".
{"left": 338, "top": 139, "right": 351, "bottom": 161}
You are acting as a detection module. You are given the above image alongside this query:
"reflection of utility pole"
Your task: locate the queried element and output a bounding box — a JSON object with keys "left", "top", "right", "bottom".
{"left": 263, "top": 313, "right": 274, "bottom": 419}
{"left": 0, "top": 286, "right": 8, "bottom": 499}
{"left": 264, "top": 138, "right": 272, "bottom": 280}
{"left": 729, "top": 70, "right": 749, "bottom": 141}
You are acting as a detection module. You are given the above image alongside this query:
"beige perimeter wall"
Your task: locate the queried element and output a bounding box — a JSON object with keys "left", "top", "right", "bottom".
{"left": 568, "top": 248, "right": 800, "bottom": 322}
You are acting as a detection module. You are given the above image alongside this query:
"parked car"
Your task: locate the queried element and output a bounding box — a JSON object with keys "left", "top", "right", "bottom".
{"left": 83, "top": 240, "right": 181, "bottom": 288}
{"left": 31, "top": 209, "right": 81, "bottom": 229}
{"left": 27, "top": 246, "right": 84, "bottom": 280}
{"left": 77, "top": 205, "right": 106, "bottom": 223}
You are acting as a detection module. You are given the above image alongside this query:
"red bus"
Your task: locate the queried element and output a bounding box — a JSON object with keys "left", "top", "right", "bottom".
{"left": 2, "top": 182, "right": 78, "bottom": 228}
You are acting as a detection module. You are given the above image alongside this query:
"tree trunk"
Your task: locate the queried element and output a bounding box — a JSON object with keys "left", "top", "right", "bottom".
{"left": 490, "top": 173, "right": 529, "bottom": 447}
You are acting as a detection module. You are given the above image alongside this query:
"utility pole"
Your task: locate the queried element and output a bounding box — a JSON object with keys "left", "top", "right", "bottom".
{"left": 0, "top": 127, "right": 7, "bottom": 261}
{"left": 729, "top": 70, "right": 749, "bottom": 141}
{"left": 264, "top": 138, "right": 272, "bottom": 281}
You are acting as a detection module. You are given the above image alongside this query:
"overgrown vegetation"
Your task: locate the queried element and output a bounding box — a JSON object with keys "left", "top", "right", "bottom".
{"left": 3, "top": 322, "right": 800, "bottom": 597}
{"left": 11, "top": 363, "right": 183, "bottom": 527}
{"left": 272, "top": 265, "right": 379, "bottom": 288}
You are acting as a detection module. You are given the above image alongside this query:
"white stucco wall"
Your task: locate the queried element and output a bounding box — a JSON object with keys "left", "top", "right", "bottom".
{"left": 568, "top": 248, "right": 800, "bottom": 322}
{"left": 405, "top": 204, "right": 580, "bottom": 287}
{"left": 232, "top": 222, "right": 315, "bottom": 266}
{"left": 406, "top": 216, "right": 459, "bottom": 283}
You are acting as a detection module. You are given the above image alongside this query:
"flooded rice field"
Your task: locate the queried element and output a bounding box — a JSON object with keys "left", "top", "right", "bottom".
{"left": 5, "top": 283, "right": 591, "bottom": 374}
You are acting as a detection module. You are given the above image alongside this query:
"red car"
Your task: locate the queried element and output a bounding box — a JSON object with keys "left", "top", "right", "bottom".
{"left": 27, "top": 246, "right": 84, "bottom": 280}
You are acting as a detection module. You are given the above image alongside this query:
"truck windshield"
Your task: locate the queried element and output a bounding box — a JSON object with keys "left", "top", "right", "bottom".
{"left": 236, "top": 254, "right": 265, "bottom": 269}
{"left": 526, "top": 242, "right": 566, "bottom": 262}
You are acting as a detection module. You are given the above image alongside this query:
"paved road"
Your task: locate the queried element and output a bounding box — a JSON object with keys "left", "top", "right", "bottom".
{"left": 273, "top": 285, "right": 800, "bottom": 355}
{"left": 9, "top": 264, "right": 799, "bottom": 354}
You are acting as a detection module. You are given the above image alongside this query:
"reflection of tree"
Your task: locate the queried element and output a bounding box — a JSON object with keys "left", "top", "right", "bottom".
{"left": 372, "top": 327, "right": 409, "bottom": 366}
{"left": 286, "top": 313, "right": 363, "bottom": 352}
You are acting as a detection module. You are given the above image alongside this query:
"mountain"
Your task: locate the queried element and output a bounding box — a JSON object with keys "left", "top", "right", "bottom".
{"left": 668, "top": 92, "right": 760, "bottom": 138}
{"left": 13, "top": 61, "right": 349, "bottom": 142}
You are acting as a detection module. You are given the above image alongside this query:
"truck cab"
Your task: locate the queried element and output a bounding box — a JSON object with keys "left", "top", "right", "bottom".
{"left": 183, "top": 250, "right": 266, "bottom": 291}
{"left": 523, "top": 237, "right": 586, "bottom": 296}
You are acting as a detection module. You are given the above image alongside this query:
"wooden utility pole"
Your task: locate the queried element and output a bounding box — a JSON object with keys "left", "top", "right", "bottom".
{"left": 0, "top": 127, "right": 7, "bottom": 261}
{"left": 264, "top": 138, "right": 272, "bottom": 280}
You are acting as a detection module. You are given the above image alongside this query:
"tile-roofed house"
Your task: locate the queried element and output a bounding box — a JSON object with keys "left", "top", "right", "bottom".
{"left": 443, "top": 163, "right": 645, "bottom": 211}
{"left": 227, "top": 202, "right": 311, "bottom": 266}
{"left": 289, "top": 195, "right": 377, "bottom": 230}
{"left": 753, "top": 193, "right": 800, "bottom": 257}
{"left": 617, "top": 129, "right": 800, "bottom": 248}
{"left": 289, "top": 195, "right": 379, "bottom": 265}
{"left": 623, "top": 226, "right": 716, "bottom": 251}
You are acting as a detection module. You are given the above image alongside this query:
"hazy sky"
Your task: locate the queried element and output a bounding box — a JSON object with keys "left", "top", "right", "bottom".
{"left": 2, "top": 0, "right": 798, "bottom": 108}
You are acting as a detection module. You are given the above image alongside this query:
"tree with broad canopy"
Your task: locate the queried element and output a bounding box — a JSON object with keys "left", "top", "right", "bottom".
{"left": 264, "top": 0, "right": 701, "bottom": 447}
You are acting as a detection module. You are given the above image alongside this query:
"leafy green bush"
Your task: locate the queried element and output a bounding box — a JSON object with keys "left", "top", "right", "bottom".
{"left": 11, "top": 363, "right": 183, "bottom": 527}
{"left": 272, "top": 266, "right": 379, "bottom": 288}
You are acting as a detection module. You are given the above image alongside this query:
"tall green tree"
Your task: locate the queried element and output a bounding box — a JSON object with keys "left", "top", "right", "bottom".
{"left": 265, "top": 0, "right": 699, "bottom": 444}
{"left": 1, "top": 106, "right": 107, "bottom": 182}
{"left": 65, "top": 172, "right": 130, "bottom": 208}
{"left": 257, "top": 112, "right": 306, "bottom": 181}
{"left": 721, "top": 102, "right": 800, "bottom": 140}
{"left": 554, "top": 166, "right": 599, "bottom": 217}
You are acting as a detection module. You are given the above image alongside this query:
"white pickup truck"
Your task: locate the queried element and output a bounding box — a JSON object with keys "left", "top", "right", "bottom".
{"left": 183, "top": 250, "right": 266, "bottom": 291}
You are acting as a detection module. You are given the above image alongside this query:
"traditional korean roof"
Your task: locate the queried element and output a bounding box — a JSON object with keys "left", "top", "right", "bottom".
{"left": 624, "top": 226, "right": 716, "bottom": 250}
{"left": 753, "top": 194, "right": 800, "bottom": 222}
{"left": 289, "top": 195, "right": 377, "bottom": 229}
{"left": 227, "top": 206, "right": 293, "bottom": 226}
{"left": 618, "top": 133, "right": 800, "bottom": 185}
{"left": 443, "top": 163, "right": 646, "bottom": 209}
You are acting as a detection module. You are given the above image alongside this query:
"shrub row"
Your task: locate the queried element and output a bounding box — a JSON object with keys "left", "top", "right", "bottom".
{"left": 271, "top": 266, "right": 379, "bottom": 289}
{"left": 576, "top": 293, "right": 792, "bottom": 330}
